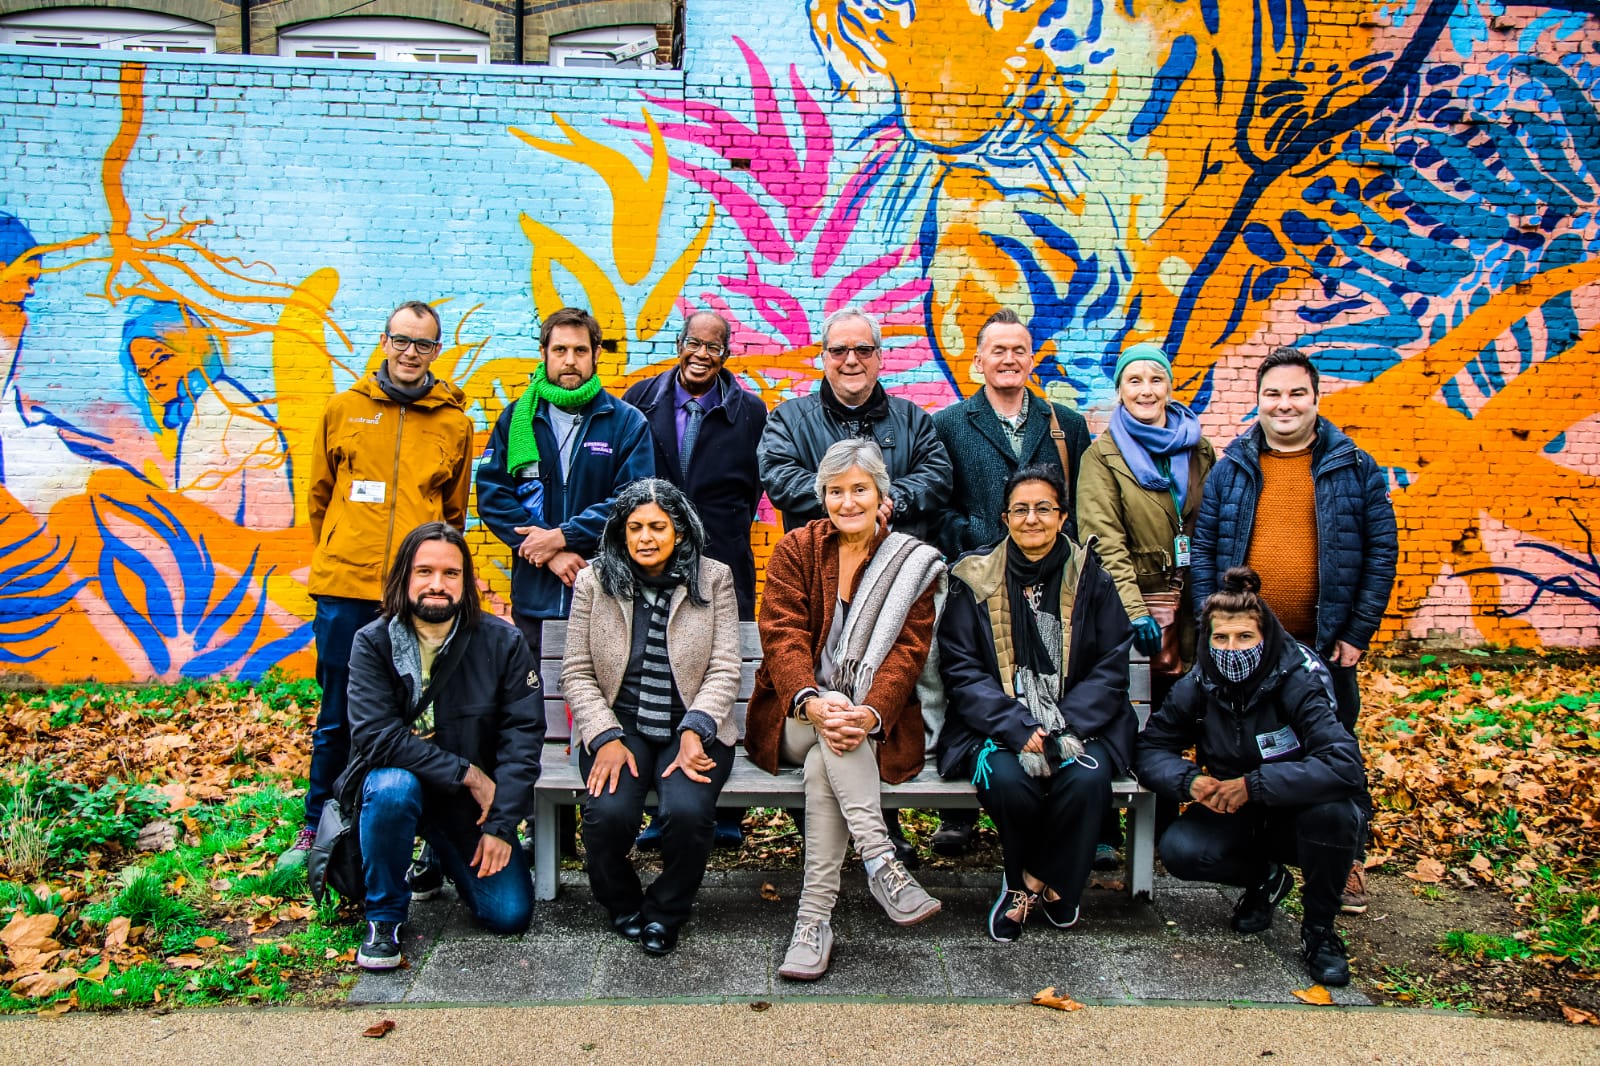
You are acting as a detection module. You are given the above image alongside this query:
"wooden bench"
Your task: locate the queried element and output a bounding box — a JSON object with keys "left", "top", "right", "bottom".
{"left": 531, "top": 621, "right": 1157, "bottom": 902}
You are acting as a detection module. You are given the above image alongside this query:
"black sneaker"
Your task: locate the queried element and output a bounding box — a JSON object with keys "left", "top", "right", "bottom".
{"left": 1300, "top": 924, "right": 1351, "bottom": 986}
{"left": 1040, "top": 894, "right": 1079, "bottom": 929}
{"left": 357, "top": 920, "right": 403, "bottom": 971}
{"left": 1231, "top": 863, "right": 1294, "bottom": 934}
{"left": 987, "top": 878, "right": 1035, "bottom": 943}
{"left": 406, "top": 847, "right": 444, "bottom": 902}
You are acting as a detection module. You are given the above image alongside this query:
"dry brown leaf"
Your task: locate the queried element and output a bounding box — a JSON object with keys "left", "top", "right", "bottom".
{"left": 1406, "top": 857, "right": 1446, "bottom": 884}
{"left": 1291, "top": 985, "right": 1334, "bottom": 1005}
{"left": 135, "top": 821, "right": 178, "bottom": 852}
{"left": 79, "top": 958, "right": 110, "bottom": 984}
{"left": 1560, "top": 1004, "right": 1599, "bottom": 1026}
{"left": 35, "top": 993, "right": 74, "bottom": 1018}
{"left": 12, "top": 968, "right": 80, "bottom": 998}
{"left": 153, "top": 782, "right": 196, "bottom": 811}
{"left": 758, "top": 882, "right": 781, "bottom": 902}
{"left": 193, "top": 936, "right": 219, "bottom": 949}
{"left": 1, "top": 912, "right": 61, "bottom": 955}
{"left": 362, "top": 1019, "right": 397, "bottom": 1039}
{"left": 1031, "top": 986, "right": 1084, "bottom": 1011}
{"left": 282, "top": 903, "right": 314, "bottom": 922}
{"left": 165, "top": 954, "right": 206, "bottom": 970}
{"left": 247, "top": 914, "right": 279, "bottom": 935}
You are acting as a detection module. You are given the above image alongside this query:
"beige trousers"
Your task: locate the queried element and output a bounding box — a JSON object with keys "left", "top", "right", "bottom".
{"left": 781, "top": 719, "right": 895, "bottom": 922}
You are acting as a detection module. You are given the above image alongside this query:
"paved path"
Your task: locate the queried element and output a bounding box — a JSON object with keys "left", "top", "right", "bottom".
{"left": 5, "top": 1002, "right": 1594, "bottom": 1066}
{"left": 350, "top": 869, "right": 1372, "bottom": 1007}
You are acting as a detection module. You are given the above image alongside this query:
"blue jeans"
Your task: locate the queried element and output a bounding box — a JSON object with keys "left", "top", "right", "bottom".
{"left": 304, "top": 596, "right": 381, "bottom": 827}
{"left": 359, "top": 767, "right": 533, "bottom": 932}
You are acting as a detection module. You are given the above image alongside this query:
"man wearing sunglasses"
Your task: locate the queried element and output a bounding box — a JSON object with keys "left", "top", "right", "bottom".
{"left": 280, "top": 300, "right": 474, "bottom": 873}
{"left": 759, "top": 307, "right": 951, "bottom": 542}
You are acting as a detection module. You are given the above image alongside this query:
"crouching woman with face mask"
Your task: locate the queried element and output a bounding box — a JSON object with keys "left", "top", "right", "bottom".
{"left": 1134, "top": 567, "right": 1366, "bottom": 987}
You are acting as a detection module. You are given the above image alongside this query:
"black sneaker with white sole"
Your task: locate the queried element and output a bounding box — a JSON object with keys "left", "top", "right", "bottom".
{"left": 357, "top": 920, "right": 404, "bottom": 971}
{"left": 406, "top": 848, "right": 444, "bottom": 902}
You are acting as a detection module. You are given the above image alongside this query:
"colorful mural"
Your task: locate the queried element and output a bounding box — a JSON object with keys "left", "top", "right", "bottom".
{"left": 0, "top": 1, "right": 1598, "bottom": 682}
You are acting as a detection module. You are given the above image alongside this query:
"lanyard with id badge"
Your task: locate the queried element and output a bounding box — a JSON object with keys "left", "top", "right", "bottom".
{"left": 1156, "top": 455, "right": 1191, "bottom": 570}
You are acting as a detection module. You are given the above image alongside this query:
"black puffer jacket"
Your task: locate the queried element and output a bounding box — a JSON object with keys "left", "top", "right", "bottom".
{"left": 936, "top": 537, "right": 1136, "bottom": 777}
{"left": 341, "top": 615, "right": 546, "bottom": 843}
{"left": 1134, "top": 613, "right": 1364, "bottom": 807}
{"left": 758, "top": 389, "right": 952, "bottom": 542}
{"left": 1191, "top": 417, "right": 1398, "bottom": 655}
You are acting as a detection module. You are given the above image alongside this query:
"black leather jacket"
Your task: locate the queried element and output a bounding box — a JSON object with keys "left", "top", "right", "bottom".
{"left": 757, "top": 391, "right": 953, "bottom": 542}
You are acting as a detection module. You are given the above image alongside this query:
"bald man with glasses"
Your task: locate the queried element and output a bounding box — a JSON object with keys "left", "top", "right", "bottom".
{"left": 278, "top": 299, "right": 474, "bottom": 873}
{"left": 759, "top": 307, "right": 952, "bottom": 543}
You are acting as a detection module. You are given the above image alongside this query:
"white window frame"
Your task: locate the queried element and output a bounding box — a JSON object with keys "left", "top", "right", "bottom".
{"left": 278, "top": 17, "right": 487, "bottom": 65}
{"left": 549, "top": 25, "right": 658, "bottom": 70}
{"left": 0, "top": 7, "right": 214, "bottom": 53}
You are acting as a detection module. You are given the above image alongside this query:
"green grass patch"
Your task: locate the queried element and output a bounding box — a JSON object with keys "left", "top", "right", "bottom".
{"left": 1525, "top": 868, "right": 1600, "bottom": 970}
{"left": 1438, "top": 930, "right": 1530, "bottom": 962}
{"left": 1373, "top": 965, "right": 1483, "bottom": 1011}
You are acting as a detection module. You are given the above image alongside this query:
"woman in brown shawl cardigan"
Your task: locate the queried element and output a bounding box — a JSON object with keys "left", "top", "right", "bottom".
{"left": 745, "top": 439, "right": 945, "bottom": 982}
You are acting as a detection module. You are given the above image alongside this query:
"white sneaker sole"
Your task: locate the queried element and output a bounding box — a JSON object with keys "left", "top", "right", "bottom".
{"left": 356, "top": 951, "right": 404, "bottom": 971}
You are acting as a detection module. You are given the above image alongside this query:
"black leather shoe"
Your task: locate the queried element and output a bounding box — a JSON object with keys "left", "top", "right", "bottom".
{"left": 611, "top": 911, "right": 644, "bottom": 941}
{"left": 640, "top": 921, "right": 678, "bottom": 956}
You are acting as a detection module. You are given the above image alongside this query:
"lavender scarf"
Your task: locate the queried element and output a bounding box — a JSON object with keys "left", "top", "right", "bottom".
{"left": 1108, "top": 402, "right": 1202, "bottom": 510}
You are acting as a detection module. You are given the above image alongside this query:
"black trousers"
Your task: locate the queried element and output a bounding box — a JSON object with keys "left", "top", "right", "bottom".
{"left": 1158, "top": 799, "right": 1362, "bottom": 928}
{"left": 970, "top": 737, "right": 1113, "bottom": 912}
{"left": 1322, "top": 656, "right": 1373, "bottom": 858}
{"left": 579, "top": 731, "right": 734, "bottom": 929}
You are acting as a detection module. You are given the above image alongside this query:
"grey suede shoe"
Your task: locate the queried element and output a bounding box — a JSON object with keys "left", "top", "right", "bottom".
{"left": 777, "top": 918, "right": 833, "bottom": 981}
{"left": 868, "top": 857, "right": 941, "bottom": 926}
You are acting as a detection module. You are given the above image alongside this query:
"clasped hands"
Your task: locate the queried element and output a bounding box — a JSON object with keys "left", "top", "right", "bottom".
{"left": 586, "top": 731, "right": 717, "bottom": 797}
{"left": 513, "top": 524, "right": 587, "bottom": 586}
{"left": 1189, "top": 773, "right": 1249, "bottom": 815}
{"left": 461, "top": 763, "right": 511, "bottom": 878}
{"left": 801, "top": 691, "right": 879, "bottom": 755}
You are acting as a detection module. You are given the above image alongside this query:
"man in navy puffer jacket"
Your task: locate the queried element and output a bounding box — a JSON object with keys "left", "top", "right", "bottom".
{"left": 1191, "top": 346, "right": 1397, "bottom": 914}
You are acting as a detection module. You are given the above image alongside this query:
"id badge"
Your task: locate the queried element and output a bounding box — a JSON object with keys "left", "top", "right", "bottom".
{"left": 1174, "top": 534, "right": 1192, "bottom": 568}
{"left": 349, "top": 479, "right": 386, "bottom": 504}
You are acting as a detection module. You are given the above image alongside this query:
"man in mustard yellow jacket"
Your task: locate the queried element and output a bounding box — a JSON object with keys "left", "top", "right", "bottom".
{"left": 278, "top": 300, "right": 473, "bottom": 870}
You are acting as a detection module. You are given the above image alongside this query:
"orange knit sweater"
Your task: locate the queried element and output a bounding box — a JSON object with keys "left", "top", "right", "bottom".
{"left": 1246, "top": 446, "right": 1319, "bottom": 641}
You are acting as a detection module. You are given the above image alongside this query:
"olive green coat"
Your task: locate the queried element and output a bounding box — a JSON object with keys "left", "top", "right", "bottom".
{"left": 1075, "top": 431, "right": 1215, "bottom": 660}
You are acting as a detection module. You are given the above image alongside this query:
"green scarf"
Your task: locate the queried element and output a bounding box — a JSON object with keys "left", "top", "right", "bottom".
{"left": 507, "top": 364, "right": 605, "bottom": 477}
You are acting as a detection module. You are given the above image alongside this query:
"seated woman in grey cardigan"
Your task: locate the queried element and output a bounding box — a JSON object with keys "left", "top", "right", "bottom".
{"left": 561, "top": 478, "right": 741, "bottom": 956}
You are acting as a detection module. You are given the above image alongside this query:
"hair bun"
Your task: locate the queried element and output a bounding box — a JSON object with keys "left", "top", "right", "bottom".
{"left": 1221, "top": 566, "right": 1262, "bottom": 595}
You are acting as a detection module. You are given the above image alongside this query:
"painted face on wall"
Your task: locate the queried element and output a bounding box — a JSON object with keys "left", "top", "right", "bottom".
{"left": 128, "top": 326, "right": 208, "bottom": 409}
{"left": 820, "top": 315, "right": 882, "bottom": 407}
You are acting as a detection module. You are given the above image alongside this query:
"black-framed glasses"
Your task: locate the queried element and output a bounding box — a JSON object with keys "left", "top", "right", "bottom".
{"left": 824, "top": 343, "right": 880, "bottom": 361}
{"left": 680, "top": 337, "right": 727, "bottom": 357}
{"left": 1007, "top": 503, "right": 1059, "bottom": 519}
{"left": 386, "top": 333, "right": 441, "bottom": 356}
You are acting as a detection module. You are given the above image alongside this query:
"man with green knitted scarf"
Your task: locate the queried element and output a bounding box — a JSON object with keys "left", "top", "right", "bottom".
{"left": 476, "top": 307, "right": 654, "bottom": 661}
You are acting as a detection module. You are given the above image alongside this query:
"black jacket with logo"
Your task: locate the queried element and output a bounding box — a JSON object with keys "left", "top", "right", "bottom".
{"left": 1134, "top": 614, "right": 1363, "bottom": 807}
{"left": 341, "top": 615, "right": 546, "bottom": 843}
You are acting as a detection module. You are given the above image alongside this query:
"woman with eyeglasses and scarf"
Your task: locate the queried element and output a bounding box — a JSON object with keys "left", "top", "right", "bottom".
{"left": 936, "top": 464, "right": 1137, "bottom": 943}
{"left": 561, "top": 479, "right": 740, "bottom": 957}
{"left": 1134, "top": 566, "right": 1365, "bottom": 987}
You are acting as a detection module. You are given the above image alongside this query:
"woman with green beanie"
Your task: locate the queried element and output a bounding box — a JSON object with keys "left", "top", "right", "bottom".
{"left": 1077, "top": 340, "right": 1215, "bottom": 735}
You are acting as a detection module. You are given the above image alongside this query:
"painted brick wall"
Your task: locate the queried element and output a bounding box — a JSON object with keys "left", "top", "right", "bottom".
{"left": 0, "top": 0, "right": 1597, "bottom": 683}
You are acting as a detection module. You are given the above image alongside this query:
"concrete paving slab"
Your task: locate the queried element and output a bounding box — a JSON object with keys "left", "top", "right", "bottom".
{"left": 772, "top": 938, "right": 951, "bottom": 997}
{"left": 590, "top": 938, "right": 774, "bottom": 999}
{"left": 938, "top": 936, "right": 1132, "bottom": 1001}
{"left": 402, "top": 938, "right": 600, "bottom": 1004}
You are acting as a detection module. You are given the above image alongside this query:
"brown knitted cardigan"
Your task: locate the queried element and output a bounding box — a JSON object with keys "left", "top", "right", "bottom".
{"left": 744, "top": 519, "right": 937, "bottom": 784}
